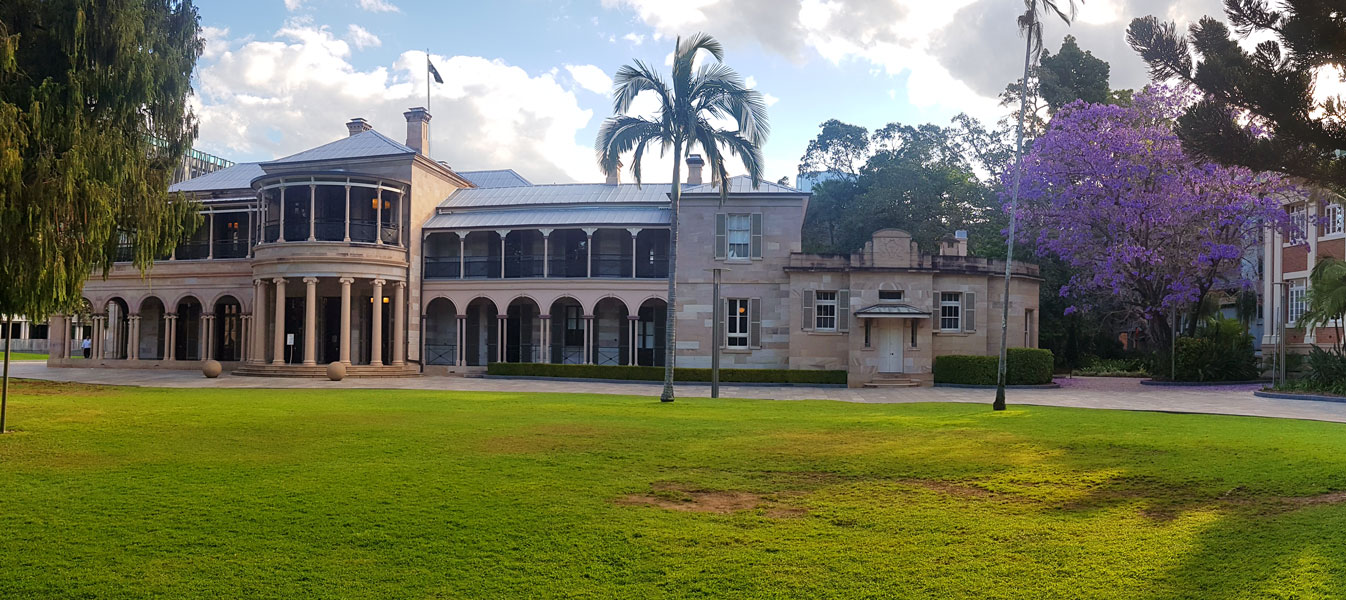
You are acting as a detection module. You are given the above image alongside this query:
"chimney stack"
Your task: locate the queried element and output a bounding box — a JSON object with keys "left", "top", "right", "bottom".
{"left": 940, "top": 230, "right": 969, "bottom": 257}
{"left": 686, "top": 154, "right": 705, "bottom": 184}
{"left": 346, "top": 118, "right": 372, "bottom": 137}
{"left": 403, "top": 107, "right": 431, "bottom": 155}
{"left": 606, "top": 160, "right": 623, "bottom": 185}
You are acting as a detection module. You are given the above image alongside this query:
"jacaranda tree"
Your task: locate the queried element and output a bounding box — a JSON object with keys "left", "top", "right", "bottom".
{"left": 1010, "top": 85, "right": 1297, "bottom": 351}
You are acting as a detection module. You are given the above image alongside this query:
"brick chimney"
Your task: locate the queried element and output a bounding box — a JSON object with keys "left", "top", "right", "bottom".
{"left": 686, "top": 154, "right": 705, "bottom": 184}
{"left": 346, "top": 118, "right": 372, "bottom": 137}
{"left": 403, "top": 107, "right": 431, "bottom": 154}
{"left": 605, "top": 160, "right": 623, "bottom": 185}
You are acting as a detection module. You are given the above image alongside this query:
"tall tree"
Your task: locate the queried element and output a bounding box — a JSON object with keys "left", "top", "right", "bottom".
{"left": 1011, "top": 86, "right": 1296, "bottom": 352}
{"left": 1127, "top": 1, "right": 1346, "bottom": 195}
{"left": 595, "top": 33, "right": 769, "bottom": 403}
{"left": 995, "top": 0, "right": 1080, "bottom": 411}
{"left": 797, "top": 119, "right": 869, "bottom": 179}
{"left": 0, "top": 0, "right": 203, "bottom": 432}
{"left": 1038, "top": 34, "right": 1111, "bottom": 111}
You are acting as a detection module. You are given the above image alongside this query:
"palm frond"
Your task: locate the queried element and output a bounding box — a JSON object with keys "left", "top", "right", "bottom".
{"left": 708, "top": 125, "right": 766, "bottom": 187}
{"left": 595, "top": 115, "right": 665, "bottom": 177}
{"left": 673, "top": 33, "right": 725, "bottom": 131}
{"left": 612, "top": 60, "right": 671, "bottom": 116}
{"left": 690, "top": 63, "right": 771, "bottom": 146}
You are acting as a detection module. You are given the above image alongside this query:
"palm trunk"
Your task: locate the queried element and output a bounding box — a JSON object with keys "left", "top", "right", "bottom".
{"left": 660, "top": 140, "right": 684, "bottom": 402}
{"left": 995, "top": 23, "right": 1035, "bottom": 411}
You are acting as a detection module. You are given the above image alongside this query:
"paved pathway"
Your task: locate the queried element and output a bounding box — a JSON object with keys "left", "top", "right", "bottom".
{"left": 7, "top": 361, "right": 1346, "bottom": 423}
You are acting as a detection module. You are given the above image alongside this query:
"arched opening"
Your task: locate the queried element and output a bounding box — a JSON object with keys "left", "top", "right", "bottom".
{"left": 215, "top": 296, "right": 243, "bottom": 361}
{"left": 548, "top": 297, "right": 585, "bottom": 364}
{"left": 424, "top": 232, "right": 462, "bottom": 278}
{"left": 175, "top": 297, "right": 204, "bottom": 361}
{"left": 138, "top": 297, "right": 167, "bottom": 360}
{"left": 463, "top": 231, "right": 502, "bottom": 278}
{"left": 464, "top": 297, "right": 498, "bottom": 366}
{"left": 637, "top": 298, "right": 668, "bottom": 367}
{"left": 592, "top": 297, "right": 631, "bottom": 365}
{"left": 505, "top": 297, "right": 541, "bottom": 362}
{"left": 424, "top": 298, "right": 458, "bottom": 365}
{"left": 504, "top": 230, "right": 544, "bottom": 278}
{"left": 104, "top": 298, "right": 130, "bottom": 359}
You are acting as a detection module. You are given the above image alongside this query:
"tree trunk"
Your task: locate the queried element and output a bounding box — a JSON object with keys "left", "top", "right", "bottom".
{"left": 660, "top": 140, "right": 684, "bottom": 403}
{"left": 995, "top": 18, "right": 1036, "bottom": 411}
{"left": 2, "top": 315, "right": 11, "bottom": 434}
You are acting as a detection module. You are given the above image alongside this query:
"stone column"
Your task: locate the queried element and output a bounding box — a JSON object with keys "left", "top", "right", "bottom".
{"left": 308, "top": 184, "right": 317, "bottom": 241}
{"left": 252, "top": 279, "right": 267, "bottom": 364}
{"left": 629, "top": 228, "right": 641, "bottom": 278}
{"left": 1307, "top": 199, "right": 1319, "bottom": 345}
{"left": 127, "top": 315, "right": 140, "bottom": 360}
{"left": 240, "top": 314, "right": 250, "bottom": 362}
{"left": 207, "top": 212, "right": 215, "bottom": 259}
{"left": 303, "top": 277, "right": 318, "bottom": 365}
{"left": 165, "top": 314, "right": 177, "bottom": 361}
{"left": 203, "top": 314, "right": 216, "bottom": 361}
{"left": 455, "top": 315, "right": 466, "bottom": 367}
{"left": 375, "top": 187, "right": 383, "bottom": 245}
{"left": 497, "top": 314, "right": 507, "bottom": 362}
{"left": 583, "top": 228, "right": 596, "bottom": 277}
{"left": 278, "top": 186, "right": 286, "bottom": 242}
{"left": 272, "top": 278, "right": 287, "bottom": 365}
{"left": 497, "top": 230, "right": 510, "bottom": 278}
{"left": 628, "top": 314, "right": 640, "bottom": 366}
{"left": 1262, "top": 226, "right": 1274, "bottom": 347}
{"left": 343, "top": 184, "right": 352, "bottom": 242}
{"left": 458, "top": 233, "right": 465, "bottom": 279}
{"left": 582, "top": 314, "right": 593, "bottom": 364}
{"left": 339, "top": 277, "right": 353, "bottom": 365}
{"left": 540, "top": 229, "right": 552, "bottom": 278}
{"left": 393, "top": 281, "right": 406, "bottom": 366}
{"left": 371, "top": 279, "right": 385, "bottom": 366}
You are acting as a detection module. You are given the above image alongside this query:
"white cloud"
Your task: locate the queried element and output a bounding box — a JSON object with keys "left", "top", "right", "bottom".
{"left": 201, "top": 26, "right": 232, "bottom": 60}
{"left": 346, "top": 24, "right": 381, "bottom": 50}
{"left": 283, "top": 0, "right": 303, "bottom": 11}
{"left": 762, "top": 92, "right": 780, "bottom": 107}
{"left": 564, "top": 64, "right": 614, "bottom": 96}
{"left": 357, "top": 0, "right": 400, "bottom": 13}
{"left": 623, "top": 32, "right": 645, "bottom": 45}
{"left": 192, "top": 24, "right": 599, "bottom": 182}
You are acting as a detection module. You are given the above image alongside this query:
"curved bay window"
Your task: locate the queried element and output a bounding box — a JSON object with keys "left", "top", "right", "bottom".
{"left": 257, "top": 176, "right": 406, "bottom": 246}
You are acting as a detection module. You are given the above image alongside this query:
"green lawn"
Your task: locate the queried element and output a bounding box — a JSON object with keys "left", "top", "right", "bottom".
{"left": 3, "top": 352, "right": 47, "bottom": 361}
{"left": 3, "top": 381, "right": 1346, "bottom": 599}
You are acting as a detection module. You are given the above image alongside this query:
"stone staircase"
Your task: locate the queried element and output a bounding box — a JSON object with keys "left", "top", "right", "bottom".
{"left": 231, "top": 363, "right": 420, "bottom": 378}
{"left": 863, "top": 376, "right": 922, "bottom": 388}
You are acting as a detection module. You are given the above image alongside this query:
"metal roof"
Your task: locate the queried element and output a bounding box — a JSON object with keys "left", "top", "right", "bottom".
{"left": 683, "top": 175, "right": 806, "bottom": 195}
{"left": 169, "top": 162, "right": 265, "bottom": 193}
{"left": 425, "top": 206, "right": 670, "bottom": 229}
{"left": 264, "top": 130, "right": 415, "bottom": 165}
{"left": 853, "top": 303, "right": 932, "bottom": 318}
{"left": 441, "top": 182, "right": 681, "bottom": 208}
{"left": 458, "top": 169, "right": 532, "bottom": 188}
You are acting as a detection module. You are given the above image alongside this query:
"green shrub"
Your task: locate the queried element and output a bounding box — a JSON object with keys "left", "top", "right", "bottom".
{"left": 933, "top": 348, "right": 1055, "bottom": 385}
{"left": 484, "top": 363, "right": 847, "bottom": 385}
{"left": 1167, "top": 317, "right": 1260, "bottom": 382}
{"left": 1303, "top": 347, "right": 1346, "bottom": 395}
{"left": 1072, "top": 357, "right": 1148, "bottom": 377}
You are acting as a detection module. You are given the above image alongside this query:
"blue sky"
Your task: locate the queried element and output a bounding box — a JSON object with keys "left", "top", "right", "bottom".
{"left": 191, "top": 0, "right": 1225, "bottom": 183}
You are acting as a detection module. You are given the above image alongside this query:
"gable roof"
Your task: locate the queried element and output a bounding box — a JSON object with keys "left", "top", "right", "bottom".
{"left": 682, "top": 175, "right": 805, "bottom": 195}
{"left": 264, "top": 130, "right": 415, "bottom": 165}
{"left": 169, "top": 162, "right": 265, "bottom": 193}
{"left": 458, "top": 169, "right": 532, "bottom": 188}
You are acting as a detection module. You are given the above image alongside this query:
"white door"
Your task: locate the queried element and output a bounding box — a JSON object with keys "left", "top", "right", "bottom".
{"left": 879, "top": 320, "right": 903, "bottom": 373}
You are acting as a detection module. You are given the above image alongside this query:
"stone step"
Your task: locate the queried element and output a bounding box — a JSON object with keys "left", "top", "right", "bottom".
{"left": 864, "top": 378, "right": 921, "bottom": 388}
{"left": 232, "top": 363, "right": 419, "bottom": 378}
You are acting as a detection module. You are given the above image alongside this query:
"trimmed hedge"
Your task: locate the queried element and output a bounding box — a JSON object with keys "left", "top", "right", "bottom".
{"left": 933, "top": 348, "right": 1055, "bottom": 385}
{"left": 485, "top": 362, "right": 847, "bottom": 385}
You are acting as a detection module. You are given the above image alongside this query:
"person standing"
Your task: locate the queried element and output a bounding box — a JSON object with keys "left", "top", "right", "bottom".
{"left": 82, "top": 337, "right": 91, "bottom": 359}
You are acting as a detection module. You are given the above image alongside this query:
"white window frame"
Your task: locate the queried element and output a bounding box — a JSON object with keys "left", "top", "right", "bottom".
{"left": 940, "top": 292, "right": 962, "bottom": 331}
{"left": 1326, "top": 203, "right": 1344, "bottom": 236}
{"left": 814, "top": 291, "right": 838, "bottom": 331}
{"left": 1289, "top": 280, "right": 1307, "bottom": 326}
{"left": 727, "top": 298, "right": 750, "bottom": 348}
{"left": 726, "top": 214, "right": 751, "bottom": 260}
{"left": 1290, "top": 205, "right": 1309, "bottom": 242}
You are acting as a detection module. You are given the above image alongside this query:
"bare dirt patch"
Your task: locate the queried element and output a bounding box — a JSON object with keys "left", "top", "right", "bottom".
{"left": 7, "top": 379, "right": 116, "bottom": 397}
{"left": 618, "top": 482, "right": 765, "bottom": 514}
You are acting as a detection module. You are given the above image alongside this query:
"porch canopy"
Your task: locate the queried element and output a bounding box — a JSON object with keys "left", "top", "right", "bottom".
{"left": 853, "top": 304, "right": 931, "bottom": 318}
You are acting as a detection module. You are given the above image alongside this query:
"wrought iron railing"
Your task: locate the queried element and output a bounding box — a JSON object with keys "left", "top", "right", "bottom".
{"left": 463, "top": 256, "right": 500, "bottom": 278}
{"left": 313, "top": 218, "right": 346, "bottom": 241}
{"left": 504, "top": 256, "right": 545, "bottom": 278}
{"left": 349, "top": 219, "right": 377, "bottom": 243}
{"left": 424, "top": 257, "right": 461, "bottom": 279}
{"left": 425, "top": 344, "right": 456, "bottom": 365}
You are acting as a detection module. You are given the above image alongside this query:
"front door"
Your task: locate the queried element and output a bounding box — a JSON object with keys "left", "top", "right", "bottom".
{"left": 879, "top": 320, "right": 903, "bottom": 373}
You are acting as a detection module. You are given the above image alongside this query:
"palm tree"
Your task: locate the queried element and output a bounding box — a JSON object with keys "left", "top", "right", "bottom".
{"left": 595, "top": 33, "right": 769, "bottom": 403}
{"left": 995, "top": 0, "right": 1079, "bottom": 411}
{"left": 1300, "top": 257, "right": 1346, "bottom": 354}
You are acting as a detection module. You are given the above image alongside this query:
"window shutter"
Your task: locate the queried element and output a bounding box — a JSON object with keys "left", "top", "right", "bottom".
{"left": 932, "top": 291, "right": 941, "bottom": 330}
{"left": 749, "top": 297, "right": 761, "bottom": 348}
{"left": 750, "top": 213, "right": 763, "bottom": 258}
{"left": 802, "top": 290, "right": 815, "bottom": 331}
{"left": 714, "top": 214, "right": 727, "bottom": 259}
{"left": 838, "top": 290, "right": 850, "bottom": 333}
{"left": 964, "top": 292, "right": 976, "bottom": 332}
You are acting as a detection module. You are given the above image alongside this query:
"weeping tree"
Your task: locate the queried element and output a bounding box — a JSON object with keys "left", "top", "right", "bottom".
{"left": 595, "top": 33, "right": 769, "bottom": 403}
{"left": 995, "top": 0, "right": 1080, "bottom": 411}
{"left": 0, "top": 0, "right": 203, "bottom": 432}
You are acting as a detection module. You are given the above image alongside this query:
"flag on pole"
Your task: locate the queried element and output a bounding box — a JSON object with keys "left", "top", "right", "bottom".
{"left": 427, "top": 56, "right": 443, "bottom": 84}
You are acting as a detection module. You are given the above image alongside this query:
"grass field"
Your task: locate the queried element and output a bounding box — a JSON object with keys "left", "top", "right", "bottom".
{"left": 2, "top": 352, "right": 47, "bottom": 361}
{"left": 2, "top": 380, "right": 1346, "bottom": 599}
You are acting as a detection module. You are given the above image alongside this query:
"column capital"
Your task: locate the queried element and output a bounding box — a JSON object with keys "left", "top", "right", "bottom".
{"left": 627, "top": 315, "right": 640, "bottom": 321}
{"left": 166, "top": 313, "right": 178, "bottom": 319}
{"left": 394, "top": 280, "right": 407, "bottom": 289}
{"left": 539, "top": 314, "right": 551, "bottom": 319}
{"left": 582, "top": 227, "right": 597, "bottom": 236}
{"left": 495, "top": 229, "right": 512, "bottom": 238}
{"left": 254, "top": 278, "right": 267, "bottom": 287}
{"left": 303, "top": 276, "right": 319, "bottom": 285}
{"left": 583, "top": 314, "right": 594, "bottom": 320}
{"left": 372, "top": 278, "right": 386, "bottom": 287}
{"left": 627, "top": 227, "right": 642, "bottom": 237}
{"left": 538, "top": 228, "right": 553, "bottom": 237}
{"left": 339, "top": 277, "right": 355, "bottom": 285}
{"left": 496, "top": 314, "right": 508, "bottom": 320}
{"left": 272, "top": 277, "right": 286, "bottom": 285}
